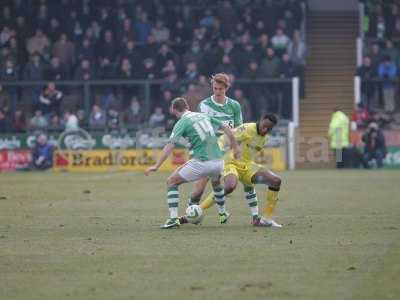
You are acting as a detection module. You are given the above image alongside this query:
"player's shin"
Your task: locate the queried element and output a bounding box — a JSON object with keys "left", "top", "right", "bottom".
{"left": 263, "top": 186, "right": 280, "bottom": 218}
{"left": 244, "top": 186, "right": 259, "bottom": 217}
{"left": 167, "top": 186, "right": 180, "bottom": 219}
{"left": 199, "top": 192, "right": 215, "bottom": 210}
{"left": 213, "top": 185, "right": 226, "bottom": 214}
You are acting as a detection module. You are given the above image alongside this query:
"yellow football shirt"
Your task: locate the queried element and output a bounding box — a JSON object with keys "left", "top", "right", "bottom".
{"left": 222, "top": 123, "right": 269, "bottom": 164}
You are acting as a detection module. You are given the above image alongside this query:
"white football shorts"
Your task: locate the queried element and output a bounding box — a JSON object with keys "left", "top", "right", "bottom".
{"left": 178, "top": 159, "right": 224, "bottom": 182}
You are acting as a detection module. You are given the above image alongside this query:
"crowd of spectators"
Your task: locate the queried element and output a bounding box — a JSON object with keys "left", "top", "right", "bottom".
{"left": 0, "top": 0, "right": 306, "bottom": 134}
{"left": 356, "top": 0, "right": 400, "bottom": 130}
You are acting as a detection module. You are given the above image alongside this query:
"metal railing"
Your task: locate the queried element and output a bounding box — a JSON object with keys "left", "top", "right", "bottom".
{"left": 0, "top": 77, "right": 299, "bottom": 132}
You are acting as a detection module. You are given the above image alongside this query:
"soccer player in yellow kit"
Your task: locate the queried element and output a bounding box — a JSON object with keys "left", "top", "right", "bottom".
{"left": 181, "top": 113, "right": 283, "bottom": 227}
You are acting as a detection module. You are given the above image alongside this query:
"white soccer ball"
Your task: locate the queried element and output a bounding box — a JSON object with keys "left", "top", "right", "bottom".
{"left": 185, "top": 205, "right": 204, "bottom": 224}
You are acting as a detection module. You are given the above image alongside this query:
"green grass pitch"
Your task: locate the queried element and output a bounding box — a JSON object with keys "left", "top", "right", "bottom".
{"left": 0, "top": 170, "right": 399, "bottom": 300}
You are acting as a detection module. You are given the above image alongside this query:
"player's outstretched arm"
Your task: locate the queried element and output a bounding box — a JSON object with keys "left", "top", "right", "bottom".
{"left": 144, "top": 142, "right": 175, "bottom": 175}
{"left": 220, "top": 124, "right": 241, "bottom": 160}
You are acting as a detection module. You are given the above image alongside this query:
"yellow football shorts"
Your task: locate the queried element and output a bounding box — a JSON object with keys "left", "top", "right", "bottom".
{"left": 223, "top": 161, "right": 264, "bottom": 187}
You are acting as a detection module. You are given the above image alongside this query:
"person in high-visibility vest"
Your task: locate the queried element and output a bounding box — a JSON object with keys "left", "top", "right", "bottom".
{"left": 328, "top": 108, "right": 350, "bottom": 168}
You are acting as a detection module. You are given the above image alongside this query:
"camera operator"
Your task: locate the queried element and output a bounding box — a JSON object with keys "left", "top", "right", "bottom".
{"left": 32, "top": 133, "right": 55, "bottom": 170}
{"left": 362, "top": 122, "right": 387, "bottom": 168}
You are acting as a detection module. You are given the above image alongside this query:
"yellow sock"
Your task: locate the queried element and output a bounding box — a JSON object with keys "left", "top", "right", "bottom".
{"left": 200, "top": 192, "right": 215, "bottom": 210}
{"left": 263, "top": 187, "right": 280, "bottom": 217}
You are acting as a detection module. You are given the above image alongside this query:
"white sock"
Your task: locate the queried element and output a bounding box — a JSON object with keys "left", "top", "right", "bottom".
{"left": 245, "top": 187, "right": 259, "bottom": 217}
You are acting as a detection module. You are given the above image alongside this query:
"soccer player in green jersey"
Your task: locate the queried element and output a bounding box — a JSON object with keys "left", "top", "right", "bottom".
{"left": 145, "top": 97, "right": 241, "bottom": 229}
{"left": 188, "top": 73, "right": 261, "bottom": 223}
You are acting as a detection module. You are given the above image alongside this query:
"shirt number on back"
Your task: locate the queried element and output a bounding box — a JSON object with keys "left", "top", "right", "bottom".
{"left": 193, "top": 119, "right": 215, "bottom": 141}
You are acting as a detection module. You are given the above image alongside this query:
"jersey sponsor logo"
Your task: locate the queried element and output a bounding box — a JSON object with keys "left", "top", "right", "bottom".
{"left": 200, "top": 103, "right": 233, "bottom": 118}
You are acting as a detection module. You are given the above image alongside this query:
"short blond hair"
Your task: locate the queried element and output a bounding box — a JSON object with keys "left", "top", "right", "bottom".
{"left": 210, "top": 73, "right": 231, "bottom": 89}
{"left": 171, "top": 97, "right": 189, "bottom": 112}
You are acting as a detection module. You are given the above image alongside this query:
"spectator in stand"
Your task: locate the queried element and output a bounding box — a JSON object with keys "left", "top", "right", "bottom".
{"left": 287, "top": 29, "right": 306, "bottom": 96}
{"left": 271, "top": 28, "right": 290, "bottom": 57}
{"left": 287, "top": 30, "right": 306, "bottom": 69}
{"left": 233, "top": 36, "right": 258, "bottom": 75}
{"left": 31, "top": 133, "right": 55, "bottom": 170}
{"left": 243, "top": 60, "right": 264, "bottom": 79}
{"left": 141, "top": 58, "right": 158, "bottom": 80}
{"left": 368, "top": 43, "right": 382, "bottom": 71}
{"left": 45, "top": 56, "right": 66, "bottom": 81}
{"left": 392, "top": 15, "right": 400, "bottom": 39}
{"left": 152, "top": 20, "right": 170, "bottom": 43}
{"left": 12, "top": 110, "right": 27, "bottom": 133}
{"left": 356, "top": 56, "right": 377, "bottom": 109}
{"left": 351, "top": 103, "right": 370, "bottom": 130}
{"left": 106, "top": 106, "right": 120, "bottom": 130}
{"left": 117, "top": 18, "right": 134, "bottom": 45}
{"left": 23, "top": 53, "right": 45, "bottom": 106}
{"left": 0, "top": 84, "right": 11, "bottom": 116}
{"left": 160, "top": 60, "right": 177, "bottom": 78}
{"left": 217, "top": 0, "right": 236, "bottom": 37}
{"left": 171, "top": 19, "right": 191, "bottom": 47}
{"left": 97, "top": 30, "right": 117, "bottom": 63}
{"left": 118, "top": 58, "right": 134, "bottom": 79}
{"left": 182, "top": 62, "right": 199, "bottom": 86}
{"left": 74, "top": 59, "right": 94, "bottom": 81}
{"left": 26, "top": 29, "right": 50, "bottom": 58}
{"left": 8, "top": 37, "right": 20, "bottom": 65}
{"left": 0, "top": 109, "right": 9, "bottom": 133}
{"left": 376, "top": 15, "right": 386, "bottom": 40}
{"left": 97, "top": 58, "right": 116, "bottom": 79}
{"left": 118, "top": 57, "right": 137, "bottom": 100}
{"left": 215, "top": 54, "right": 238, "bottom": 76}
{"left": 156, "top": 44, "right": 178, "bottom": 72}
{"left": 382, "top": 40, "right": 399, "bottom": 65}
{"left": 161, "top": 72, "right": 181, "bottom": 94}
{"left": 149, "top": 106, "right": 165, "bottom": 127}
{"left": 256, "top": 34, "right": 271, "bottom": 60}
{"left": 77, "top": 38, "right": 95, "bottom": 64}
{"left": 233, "top": 88, "right": 253, "bottom": 121}
{"left": 0, "top": 26, "right": 12, "bottom": 47}
{"left": 122, "top": 96, "right": 142, "bottom": 127}
{"left": 63, "top": 110, "right": 79, "bottom": 131}
{"left": 36, "top": 4, "right": 49, "bottom": 30}
{"left": 38, "top": 82, "right": 63, "bottom": 116}
{"left": 134, "top": 12, "right": 152, "bottom": 43}
{"left": 120, "top": 40, "right": 142, "bottom": 71}
{"left": 48, "top": 18, "right": 62, "bottom": 41}
{"left": 52, "top": 34, "right": 76, "bottom": 75}
{"left": 0, "top": 47, "right": 12, "bottom": 68}
{"left": 362, "top": 122, "right": 387, "bottom": 168}
{"left": 0, "top": 60, "right": 19, "bottom": 86}
{"left": 217, "top": 39, "right": 235, "bottom": 61}
{"left": 89, "top": 104, "right": 106, "bottom": 129}
{"left": 261, "top": 48, "right": 280, "bottom": 78}
{"left": 278, "top": 53, "right": 297, "bottom": 78}
{"left": 378, "top": 56, "right": 397, "bottom": 113}
{"left": 48, "top": 114, "right": 62, "bottom": 131}
{"left": 159, "top": 90, "right": 174, "bottom": 114}
{"left": 30, "top": 110, "right": 48, "bottom": 131}
{"left": 182, "top": 40, "right": 203, "bottom": 67}
{"left": 23, "top": 53, "right": 45, "bottom": 81}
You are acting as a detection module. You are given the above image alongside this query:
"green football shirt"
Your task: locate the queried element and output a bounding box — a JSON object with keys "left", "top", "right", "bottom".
{"left": 169, "top": 111, "right": 223, "bottom": 161}
{"left": 198, "top": 96, "right": 243, "bottom": 131}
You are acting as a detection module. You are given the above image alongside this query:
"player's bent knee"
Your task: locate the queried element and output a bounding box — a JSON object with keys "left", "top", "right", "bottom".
{"left": 224, "top": 181, "right": 237, "bottom": 195}
{"left": 166, "top": 176, "right": 179, "bottom": 187}
{"left": 271, "top": 176, "right": 282, "bottom": 187}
